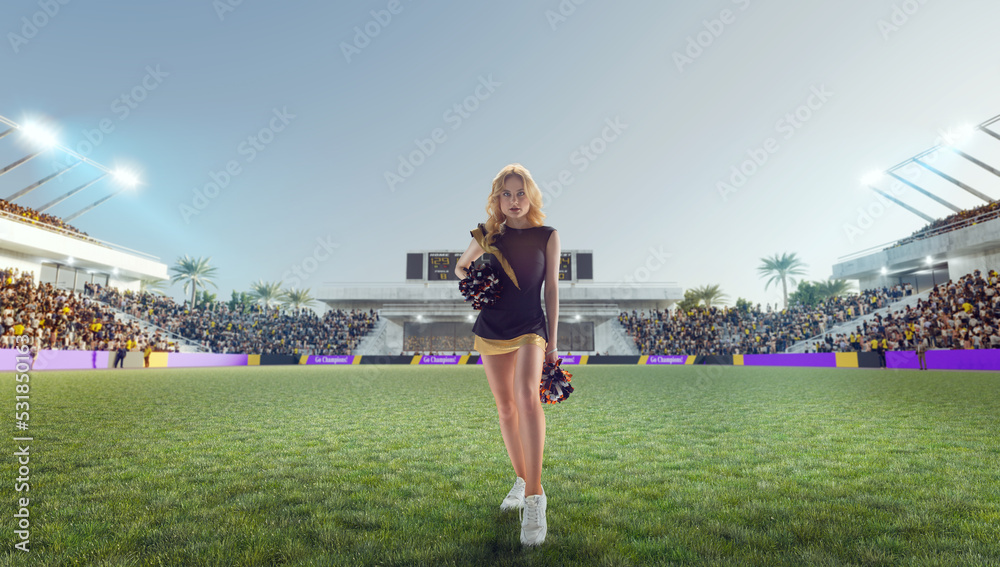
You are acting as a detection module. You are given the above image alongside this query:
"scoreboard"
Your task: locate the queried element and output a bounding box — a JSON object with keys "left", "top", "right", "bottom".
{"left": 559, "top": 254, "right": 571, "bottom": 281}
{"left": 420, "top": 252, "right": 575, "bottom": 281}
{"left": 427, "top": 252, "right": 463, "bottom": 281}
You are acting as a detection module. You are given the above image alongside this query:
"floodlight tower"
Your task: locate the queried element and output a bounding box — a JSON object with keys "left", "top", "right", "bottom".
{"left": 64, "top": 169, "right": 139, "bottom": 222}
{"left": 0, "top": 121, "right": 58, "bottom": 180}
{"left": 0, "top": 113, "right": 142, "bottom": 218}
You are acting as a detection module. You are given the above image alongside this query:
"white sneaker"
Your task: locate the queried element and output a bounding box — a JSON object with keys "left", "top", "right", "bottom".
{"left": 520, "top": 492, "right": 547, "bottom": 546}
{"left": 500, "top": 476, "right": 525, "bottom": 511}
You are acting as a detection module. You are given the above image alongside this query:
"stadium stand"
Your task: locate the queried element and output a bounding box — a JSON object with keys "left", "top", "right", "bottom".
{"left": 888, "top": 201, "right": 1000, "bottom": 250}
{"left": 800, "top": 269, "right": 1000, "bottom": 353}
{"left": 0, "top": 198, "right": 90, "bottom": 239}
{"left": 1, "top": 267, "right": 155, "bottom": 352}
{"left": 84, "top": 283, "right": 378, "bottom": 355}
{"left": 1, "top": 269, "right": 378, "bottom": 356}
{"left": 619, "top": 273, "right": 999, "bottom": 355}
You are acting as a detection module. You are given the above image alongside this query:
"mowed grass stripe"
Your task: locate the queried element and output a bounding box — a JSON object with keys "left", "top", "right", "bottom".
{"left": 2, "top": 365, "right": 998, "bottom": 566}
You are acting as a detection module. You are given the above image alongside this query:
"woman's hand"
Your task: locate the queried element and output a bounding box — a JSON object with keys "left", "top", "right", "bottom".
{"left": 545, "top": 349, "right": 559, "bottom": 365}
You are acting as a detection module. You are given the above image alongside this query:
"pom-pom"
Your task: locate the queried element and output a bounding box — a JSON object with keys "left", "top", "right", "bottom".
{"left": 458, "top": 262, "right": 503, "bottom": 310}
{"left": 540, "top": 358, "right": 574, "bottom": 404}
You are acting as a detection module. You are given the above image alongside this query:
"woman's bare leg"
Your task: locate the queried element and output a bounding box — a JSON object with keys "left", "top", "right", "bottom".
{"left": 482, "top": 351, "right": 526, "bottom": 480}
{"left": 512, "top": 344, "right": 546, "bottom": 496}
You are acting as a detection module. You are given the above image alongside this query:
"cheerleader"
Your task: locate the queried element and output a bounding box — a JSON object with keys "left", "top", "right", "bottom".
{"left": 455, "top": 163, "right": 560, "bottom": 546}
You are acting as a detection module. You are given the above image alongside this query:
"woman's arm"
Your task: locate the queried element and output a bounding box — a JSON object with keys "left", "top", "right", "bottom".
{"left": 544, "top": 230, "right": 560, "bottom": 362}
{"left": 454, "top": 238, "right": 485, "bottom": 279}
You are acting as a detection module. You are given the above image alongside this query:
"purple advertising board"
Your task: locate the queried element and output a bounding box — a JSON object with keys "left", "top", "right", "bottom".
{"left": 929, "top": 349, "right": 1000, "bottom": 370}
{"left": 743, "top": 353, "right": 836, "bottom": 367}
{"left": 420, "top": 355, "right": 463, "bottom": 364}
{"left": 32, "top": 349, "right": 111, "bottom": 370}
{"left": 307, "top": 355, "right": 356, "bottom": 365}
{"left": 0, "top": 348, "right": 28, "bottom": 371}
{"left": 885, "top": 351, "right": 918, "bottom": 370}
{"left": 888, "top": 349, "right": 1000, "bottom": 371}
{"left": 167, "top": 352, "right": 248, "bottom": 368}
{"left": 645, "top": 355, "right": 688, "bottom": 365}
{"left": 475, "top": 354, "right": 582, "bottom": 365}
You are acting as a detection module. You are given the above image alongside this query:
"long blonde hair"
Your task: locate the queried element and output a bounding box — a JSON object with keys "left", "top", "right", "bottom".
{"left": 483, "top": 163, "right": 546, "bottom": 248}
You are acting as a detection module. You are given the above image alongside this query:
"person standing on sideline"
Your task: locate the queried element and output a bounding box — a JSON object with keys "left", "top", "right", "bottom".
{"left": 113, "top": 341, "right": 127, "bottom": 369}
{"left": 455, "top": 163, "right": 560, "bottom": 546}
{"left": 144, "top": 343, "right": 153, "bottom": 368}
{"left": 915, "top": 336, "right": 928, "bottom": 370}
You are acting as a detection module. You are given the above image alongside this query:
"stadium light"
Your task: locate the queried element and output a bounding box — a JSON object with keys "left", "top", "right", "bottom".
{"left": 0, "top": 114, "right": 143, "bottom": 218}
{"left": 113, "top": 168, "right": 140, "bottom": 188}
{"left": 881, "top": 267, "right": 887, "bottom": 275}
{"left": 860, "top": 171, "right": 884, "bottom": 186}
{"left": 19, "top": 122, "right": 59, "bottom": 149}
{"left": 926, "top": 256, "right": 933, "bottom": 265}
{"left": 66, "top": 257, "right": 74, "bottom": 266}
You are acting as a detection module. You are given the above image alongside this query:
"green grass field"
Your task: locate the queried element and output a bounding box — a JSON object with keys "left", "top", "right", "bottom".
{"left": 2, "top": 364, "right": 998, "bottom": 566}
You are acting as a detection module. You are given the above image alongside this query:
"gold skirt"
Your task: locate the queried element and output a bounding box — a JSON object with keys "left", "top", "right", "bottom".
{"left": 474, "top": 333, "right": 547, "bottom": 355}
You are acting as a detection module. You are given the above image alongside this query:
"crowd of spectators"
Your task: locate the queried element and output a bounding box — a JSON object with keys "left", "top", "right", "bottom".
{"left": 83, "top": 283, "right": 378, "bottom": 355}
{"left": 803, "top": 269, "right": 1000, "bottom": 354}
{"left": 619, "top": 285, "right": 915, "bottom": 356}
{"left": 1, "top": 268, "right": 167, "bottom": 355}
{"left": 0, "top": 198, "right": 90, "bottom": 239}
{"left": 1, "top": 270, "right": 378, "bottom": 356}
{"left": 403, "top": 334, "right": 474, "bottom": 353}
{"left": 890, "top": 201, "right": 1000, "bottom": 249}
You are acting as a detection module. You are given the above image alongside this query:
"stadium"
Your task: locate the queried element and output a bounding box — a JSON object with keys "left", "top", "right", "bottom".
{"left": 3, "top": 3, "right": 1000, "bottom": 565}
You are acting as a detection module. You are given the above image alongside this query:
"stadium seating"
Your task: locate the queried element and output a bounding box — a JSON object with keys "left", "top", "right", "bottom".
{"left": 1, "top": 269, "right": 378, "bottom": 356}
{"left": 621, "top": 271, "right": 1000, "bottom": 355}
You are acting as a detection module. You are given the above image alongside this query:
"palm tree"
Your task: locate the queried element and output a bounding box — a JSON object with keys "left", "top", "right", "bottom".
{"left": 693, "top": 284, "right": 729, "bottom": 307}
{"left": 170, "top": 255, "right": 219, "bottom": 309}
{"left": 758, "top": 252, "right": 808, "bottom": 309}
{"left": 195, "top": 289, "right": 218, "bottom": 310}
{"left": 249, "top": 279, "right": 284, "bottom": 308}
{"left": 281, "top": 288, "right": 315, "bottom": 313}
{"left": 814, "top": 278, "right": 855, "bottom": 300}
{"left": 139, "top": 278, "right": 167, "bottom": 295}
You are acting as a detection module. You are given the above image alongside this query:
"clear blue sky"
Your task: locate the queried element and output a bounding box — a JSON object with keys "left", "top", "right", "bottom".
{"left": 3, "top": 0, "right": 1000, "bottom": 307}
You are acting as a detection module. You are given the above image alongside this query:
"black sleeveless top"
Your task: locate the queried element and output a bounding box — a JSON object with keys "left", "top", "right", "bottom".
{"left": 470, "top": 223, "right": 556, "bottom": 341}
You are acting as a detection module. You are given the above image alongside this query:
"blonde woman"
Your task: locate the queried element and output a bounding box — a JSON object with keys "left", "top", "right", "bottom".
{"left": 455, "top": 163, "right": 560, "bottom": 546}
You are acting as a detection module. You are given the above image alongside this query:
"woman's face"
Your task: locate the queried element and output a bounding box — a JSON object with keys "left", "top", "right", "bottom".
{"left": 499, "top": 175, "right": 529, "bottom": 223}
